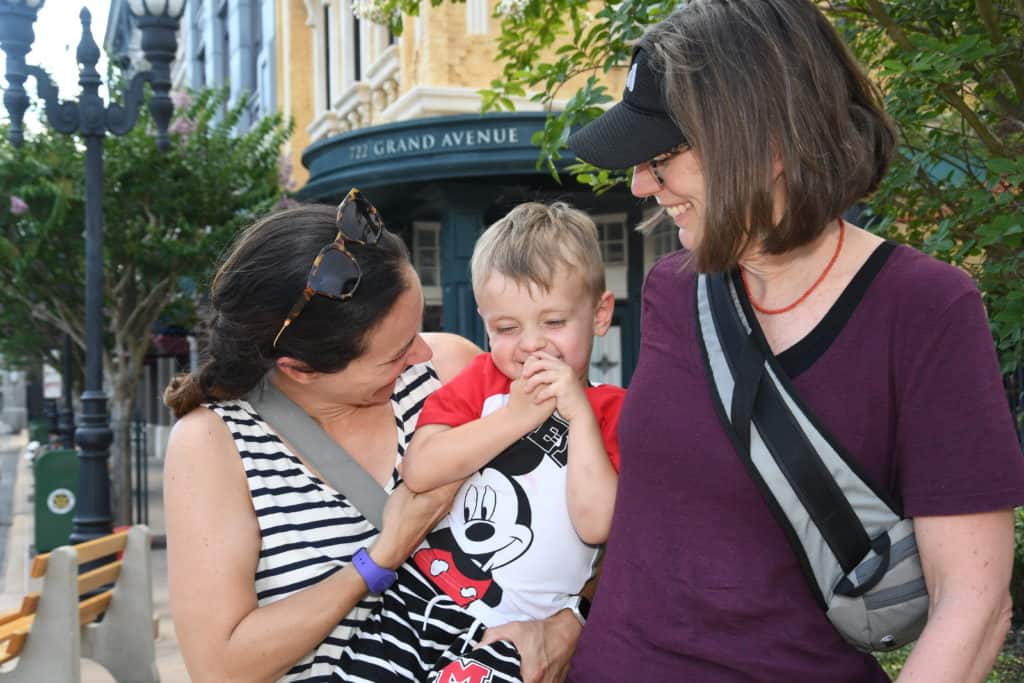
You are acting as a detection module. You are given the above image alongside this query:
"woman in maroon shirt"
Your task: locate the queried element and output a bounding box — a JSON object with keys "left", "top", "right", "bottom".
{"left": 564, "top": 1, "right": 1024, "bottom": 680}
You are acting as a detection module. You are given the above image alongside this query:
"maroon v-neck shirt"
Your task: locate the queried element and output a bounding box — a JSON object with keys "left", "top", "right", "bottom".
{"left": 569, "top": 243, "right": 1024, "bottom": 682}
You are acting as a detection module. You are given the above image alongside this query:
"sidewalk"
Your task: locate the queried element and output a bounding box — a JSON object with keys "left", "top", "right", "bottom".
{"left": 0, "top": 431, "right": 189, "bottom": 682}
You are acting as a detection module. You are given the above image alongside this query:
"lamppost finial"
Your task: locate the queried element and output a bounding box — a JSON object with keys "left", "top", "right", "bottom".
{"left": 76, "top": 8, "right": 101, "bottom": 75}
{"left": 0, "top": 0, "right": 43, "bottom": 147}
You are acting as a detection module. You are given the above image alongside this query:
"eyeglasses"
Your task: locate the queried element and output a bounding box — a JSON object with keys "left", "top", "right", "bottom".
{"left": 272, "top": 188, "right": 384, "bottom": 350}
{"left": 648, "top": 142, "right": 691, "bottom": 186}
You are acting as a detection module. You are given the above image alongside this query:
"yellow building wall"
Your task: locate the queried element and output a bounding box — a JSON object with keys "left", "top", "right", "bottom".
{"left": 278, "top": 0, "right": 315, "bottom": 187}
{"left": 278, "top": 0, "right": 627, "bottom": 175}
{"left": 400, "top": 3, "right": 494, "bottom": 89}
{"left": 398, "top": 2, "right": 627, "bottom": 105}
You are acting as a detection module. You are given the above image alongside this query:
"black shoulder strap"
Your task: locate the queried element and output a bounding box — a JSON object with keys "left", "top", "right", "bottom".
{"left": 245, "top": 377, "right": 388, "bottom": 531}
{"left": 698, "top": 272, "right": 899, "bottom": 604}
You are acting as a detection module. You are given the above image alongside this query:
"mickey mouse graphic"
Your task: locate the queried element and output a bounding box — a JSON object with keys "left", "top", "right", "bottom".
{"left": 412, "top": 412, "right": 569, "bottom": 609}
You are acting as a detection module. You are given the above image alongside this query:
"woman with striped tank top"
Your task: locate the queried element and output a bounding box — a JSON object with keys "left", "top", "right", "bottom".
{"left": 163, "top": 197, "right": 585, "bottom": 682}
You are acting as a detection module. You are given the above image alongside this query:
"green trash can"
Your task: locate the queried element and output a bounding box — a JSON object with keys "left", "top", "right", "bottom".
{"left": 34, "top": 448, "right": 79, "bottom": 553}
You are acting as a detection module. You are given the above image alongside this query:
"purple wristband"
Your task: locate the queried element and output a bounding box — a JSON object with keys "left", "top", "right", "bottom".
{"left": 352, "top": 547, "right": 397, "bottom": 594}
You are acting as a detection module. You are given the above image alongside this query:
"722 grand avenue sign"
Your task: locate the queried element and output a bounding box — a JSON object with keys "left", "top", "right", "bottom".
{"left": 300, "top": 113, "right": 564, "bottom": 197}
{"left": 348, "top": 125, "right": 522, "bottom": 161}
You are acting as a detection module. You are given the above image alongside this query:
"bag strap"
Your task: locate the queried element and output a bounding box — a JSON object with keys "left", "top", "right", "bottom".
{"left": 697, "top": 272, "right": 901, "bottom": 604}
{"left": 245, "top": 377, "right": 388, "bottom": 531}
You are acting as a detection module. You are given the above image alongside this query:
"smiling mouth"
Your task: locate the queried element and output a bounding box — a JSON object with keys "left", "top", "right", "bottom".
{"left": 662, "top": 201, "right": 694, "bottom": 218}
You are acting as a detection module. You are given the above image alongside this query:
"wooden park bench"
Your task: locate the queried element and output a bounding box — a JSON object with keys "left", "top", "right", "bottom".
{"left": 0, "top": 525, "right": 159, "bottom": 682}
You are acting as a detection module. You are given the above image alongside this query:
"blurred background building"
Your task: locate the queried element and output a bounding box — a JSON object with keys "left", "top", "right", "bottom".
{"left": 105, "top": 0, "right": 682, "bottom": 454}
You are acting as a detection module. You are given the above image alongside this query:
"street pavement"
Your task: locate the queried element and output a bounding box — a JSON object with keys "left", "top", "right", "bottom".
{"left": 0, "top": 431, "right": 190, "bottom": 682}
{"left": 0, "top": 436, "right": 21, "bottom": 593}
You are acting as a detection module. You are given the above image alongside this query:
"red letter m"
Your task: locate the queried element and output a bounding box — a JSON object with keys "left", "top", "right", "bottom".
{"left": 436, "top": 658, "right": 495, "bottom": 683}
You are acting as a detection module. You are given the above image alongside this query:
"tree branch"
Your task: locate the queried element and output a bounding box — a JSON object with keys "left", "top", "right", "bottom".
{"left": 110, "top": 264, "right": 133, "bottom": 301}
{"left": 122, "top": 275, "right": 175, "bottom": 338}
{"left": 975, "top": 0, "right": 1024, "bottom": 104}
{"left": 965, "top": 64, "right": 1024, "bottom": 123}
{"left": 9, "top": 288, "right": 81, "bottom": 348}
{"left": 863, "top": 0, "right": 1008, "bottom": 157}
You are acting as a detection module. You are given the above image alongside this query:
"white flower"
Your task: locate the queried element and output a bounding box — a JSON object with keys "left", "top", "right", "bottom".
{"left": 495, "top": 0, "right": 528, "bottom": 22}
{"left": 352, "top": 0, "right": 396, "bottom": 25}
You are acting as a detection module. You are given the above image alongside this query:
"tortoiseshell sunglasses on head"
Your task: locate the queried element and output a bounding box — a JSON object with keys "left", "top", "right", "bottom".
{"left": 272, "top": 188, "right": 384, "bottom": 350}
{"left": 648, "top": 141, "right": 691, "bottom": 186}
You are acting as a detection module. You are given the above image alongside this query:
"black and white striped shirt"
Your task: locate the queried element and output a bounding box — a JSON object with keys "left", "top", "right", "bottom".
{"left": 207, "top": 362, "right": 441, "bottom": 682}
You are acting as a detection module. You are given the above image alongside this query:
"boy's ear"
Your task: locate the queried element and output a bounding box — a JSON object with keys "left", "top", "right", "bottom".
{"left": 592, "top": 291, "right": 615, "bottom": 337}
{"left": 274, "top": 357, "right": 318, "bottom": 384}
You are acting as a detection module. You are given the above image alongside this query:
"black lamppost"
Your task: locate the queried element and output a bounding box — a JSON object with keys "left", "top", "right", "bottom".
{"left": 58, "top": 333, "right": 75, "bottom": 450}
{"left": 0, "top": 0, "right": 184, "bottom": 543}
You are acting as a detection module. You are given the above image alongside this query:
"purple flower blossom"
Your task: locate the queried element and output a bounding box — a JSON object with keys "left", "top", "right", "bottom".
{"left": 168, "top": 117, "right": 195, "bottom": 137}
{"left": 10, "top": 196, "right": 28, "bottom": 216}
{"left": 171, "top": 90, "right": 193, "bottom": 110}
{"left": 277, "top": 155, "right": 298, "bottom": 191}
{"left": 275, "top": 196, "right": 300, "bottom": 211}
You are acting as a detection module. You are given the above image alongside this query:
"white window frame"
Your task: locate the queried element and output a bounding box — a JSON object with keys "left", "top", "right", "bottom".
{"left": 339, "top": 0, "right": 370, "bottom": 90}
{"left": 593, "top": 213, "right": 628, "bottom": 266}
{"left": 466, "top": 0, "right": 489, "bottom": 34}
{"left": 413, "top": 222, "right": 442, "bottom": 304}
{"left": 642, "top": 208, "right": 680, "bottom": 272}
{"left": 311, "top": 1, "right": 338, "bottom": 114}
{"left": 592, "top": 212, "right": 629, "bottom": 300}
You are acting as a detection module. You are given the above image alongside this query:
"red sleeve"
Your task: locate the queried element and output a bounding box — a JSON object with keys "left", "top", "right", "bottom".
{"left": 587, "top": 385, "right": 627, "bottom": 472}
{"left": 418, "top": 353, "right": 492, "bottom": 429}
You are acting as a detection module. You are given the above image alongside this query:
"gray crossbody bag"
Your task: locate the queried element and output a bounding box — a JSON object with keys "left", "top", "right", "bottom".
{"left": 245, "top": 377, "right": 387, "bottom": 530}
{"left": 696, "top": 271, "right": 929, "bottom": 652}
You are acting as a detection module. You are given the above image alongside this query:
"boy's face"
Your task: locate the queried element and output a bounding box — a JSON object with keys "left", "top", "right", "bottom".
{"left": 476, "top": 268, "right": 614, "bottom": 381}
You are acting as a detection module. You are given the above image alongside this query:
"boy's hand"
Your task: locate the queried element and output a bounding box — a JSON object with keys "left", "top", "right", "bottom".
{"left": 522, "top": 352, "right": 592, "bottom": 424}
{"left": 508, "top": 375, "right": 556, "bottom": 431}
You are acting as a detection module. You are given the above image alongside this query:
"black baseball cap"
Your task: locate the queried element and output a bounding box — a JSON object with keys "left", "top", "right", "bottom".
{"left": 566, "top": 43, "right": 687, "bottom": 170}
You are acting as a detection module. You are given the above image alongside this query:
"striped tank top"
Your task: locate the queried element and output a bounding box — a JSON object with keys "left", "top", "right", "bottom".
{"left": 207, "top": 362, "right": 441, "bottom": 682}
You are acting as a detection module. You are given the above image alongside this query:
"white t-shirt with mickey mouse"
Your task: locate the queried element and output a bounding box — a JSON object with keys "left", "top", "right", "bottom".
{"left": 411, "top": 353, "right": 625, "bottom": 626}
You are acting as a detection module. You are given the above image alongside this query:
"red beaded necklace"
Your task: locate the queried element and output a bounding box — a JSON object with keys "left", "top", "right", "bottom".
{"left": 740, "top": 219, "right": 845, "bottom": 316}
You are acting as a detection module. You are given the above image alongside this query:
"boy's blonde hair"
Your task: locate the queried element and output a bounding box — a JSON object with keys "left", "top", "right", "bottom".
{"left": 471, "top": 202, "right": 606, "bottom": 302}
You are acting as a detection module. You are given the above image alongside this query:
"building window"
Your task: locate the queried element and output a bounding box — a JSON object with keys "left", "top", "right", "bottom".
{"left": 323, "top": 5, "right": 332, "bottom": 106}
{"left": 594, "top": 215, "right": 627, "bottom": 266}
{"left": 352, "top": 15, "right": 362, "bottom": 82}
{"left": 192, "top": 0, "right": 206, "bottom": 87}
{"left": 196, "top": 47, "right": 206, "bottom": 87}
{"left": 250, "top": 0, "right": 263, "bottom": 117}
{"left": 642, "top": 211, "right": 680, "bottom": 273}
{"left": 413, "top": 223, "right": 441, "bottom": 288}
{"left": 217, "top": 0, "right": 229, "bottom": 86}
{"left": 650, "top": 220, "right": 678, "bottom": 260}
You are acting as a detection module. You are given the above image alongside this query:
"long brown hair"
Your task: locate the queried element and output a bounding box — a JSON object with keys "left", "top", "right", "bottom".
{"left": 645, "top": 0, "right": 896, "bottom": 271}
{"left": 164, "top": 203, "right": 411, "bottom": 418}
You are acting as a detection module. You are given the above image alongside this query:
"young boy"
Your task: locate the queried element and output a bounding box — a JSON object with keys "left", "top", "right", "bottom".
{"left": 335, "top": 202, "right": 623, "bottom": 683}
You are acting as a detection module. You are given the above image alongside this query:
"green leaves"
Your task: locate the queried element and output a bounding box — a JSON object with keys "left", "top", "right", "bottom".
{"left": 0, "top": 87, "right": 291, "bottom": 374}
{"left": 342, "top": 0, "right": 1024, "bottom": 373}
{"left": 820, "top": 0, "right": 1024, "bottom": 372}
